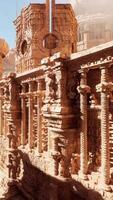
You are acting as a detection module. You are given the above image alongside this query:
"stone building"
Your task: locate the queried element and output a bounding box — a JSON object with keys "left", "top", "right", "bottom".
{"left": 14, "top": 1, "right": 76, "bottom": 73}
{"left": 75, "top": 0, "right": 113, "bottom": 51}
{"left": 1, "top": 1, "right": 113, "bottom": 200}
{"left": 77, "top": 13, "right": 113, "bottom": 51}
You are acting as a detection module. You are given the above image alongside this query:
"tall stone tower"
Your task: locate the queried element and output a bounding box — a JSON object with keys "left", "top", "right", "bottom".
{"left": 14, "top": 0, "right": 77, "bottom": 73}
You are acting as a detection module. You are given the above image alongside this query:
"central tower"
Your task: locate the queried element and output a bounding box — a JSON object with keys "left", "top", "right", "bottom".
{"left": 14, "top": 0, "right": 77, "bottom": 73}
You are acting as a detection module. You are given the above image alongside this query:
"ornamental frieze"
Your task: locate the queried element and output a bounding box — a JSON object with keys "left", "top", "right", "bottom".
{"left": 96, "top": 82, "right": 113, "bottom": 93}
{"left": 77, "top": 85, "right": 91, "bottom": 94}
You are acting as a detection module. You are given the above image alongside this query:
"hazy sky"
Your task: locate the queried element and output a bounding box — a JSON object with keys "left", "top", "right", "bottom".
{"left": 0, "top": 0, "right": 68, "bottom": 48}
{"left": 1, "top": 0, "right": 113, "bottom": 48}
{"left": 74, "top": 0, "right": 113, "bottom": 14}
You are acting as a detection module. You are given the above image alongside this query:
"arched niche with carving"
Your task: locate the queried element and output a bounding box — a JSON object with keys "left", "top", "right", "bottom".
{"left": 43, "top": 33, "right": 59, "bottom": 50}
{"left": 21, "top": 40, "right": 27, "bottom": 55}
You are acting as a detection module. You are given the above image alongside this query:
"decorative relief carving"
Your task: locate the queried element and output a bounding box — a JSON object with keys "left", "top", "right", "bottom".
{"left": 67, "top": 72, "right": 80, "bottom": 100}
{"left": 77, "top": 85, "right": 91, "bottom": 94}
{"left": 48, "top": 72, "right": 58, "bottom": 101}
{"left": 96, "top": 82, "right": 113, "bottom": 93}
{"left": 42, "top": 117, "right": 48, "bottom": 151}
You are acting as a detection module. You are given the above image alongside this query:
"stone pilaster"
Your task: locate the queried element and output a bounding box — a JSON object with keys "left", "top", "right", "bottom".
{"left": 21, "top": 84, "right": 26, "bottom": 146}
{"left": 37, "top": 80, "right": 43, "bottom": 153}
{"left": 77, "top": 70, "right": 90, "bottom": 179}
{"left": 4, "top": 74, "right": 20, "bottom": 184}
{"left": 0, "top": 98, "right": 2, "bottom": 135}
{"left": 51, "top": 135, "right": 60, "bottom": 176}
{"left": 7, "top": 116, "right": 18, "bottom": 181}
{"left": 96, "top": 67, "right": 111, "bottom": 191}
{"left": 28, "top": 82, "right": 34, "bottom": 149}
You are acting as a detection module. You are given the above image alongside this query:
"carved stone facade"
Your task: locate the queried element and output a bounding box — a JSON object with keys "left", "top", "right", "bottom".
{"left": 1, "top": 1, "right": 113, "bottom": 200}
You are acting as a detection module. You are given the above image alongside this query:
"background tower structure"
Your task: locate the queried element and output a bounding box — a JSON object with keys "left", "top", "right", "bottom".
{"left": 0, "top": 38, "right": 9, "bottom": 77}
{"left": 14, "top": 0, "right": 77, "bottom": 74}
{"left": 74, "top": 0, "right": 113, "bottom": 51}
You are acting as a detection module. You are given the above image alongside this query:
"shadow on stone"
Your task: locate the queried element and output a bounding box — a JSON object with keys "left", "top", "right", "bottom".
{"left": 4, "top": 150, "right": 104, "bottom": 200}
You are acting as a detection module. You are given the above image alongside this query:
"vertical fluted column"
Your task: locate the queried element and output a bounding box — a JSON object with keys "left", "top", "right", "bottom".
{"left": 37, "top": 80, "right": 43, "bottom": 153}
{"left": 28, "top": 82, "right": 34, "bottom": 149}
{"left": 4, "top": 114, "right": 8, "bottom": 137}
{"left": 21, "top": 84, "right": 26, "bottom": 146}
{"left": 51, "top": 136, "right": 59, "bottom": 176}
{"left": 0, "top": 98, "right": 2, "bottom": 135}
{"left": 77, "top": 70, "right": 90, "bottom": 179}
{"left": 5, "top": 76, "right": 19, "bottom": 183}
{"left": 96, "top": 66, "right": 111, "bottom": 190}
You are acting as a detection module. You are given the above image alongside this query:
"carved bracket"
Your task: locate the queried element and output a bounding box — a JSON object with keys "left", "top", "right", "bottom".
{"left": 96, "top": 82, "right": 113, "bottom": 93}
{"left": 77, "top": 85, "right": 91, "bottom": 94}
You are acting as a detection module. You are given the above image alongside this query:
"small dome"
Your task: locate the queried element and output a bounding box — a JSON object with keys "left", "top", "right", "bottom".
{"left": 0, "top": 38, "right": 9, "bottom": 58}
{"left": 73, "top": 0, "right": 113, "bottom": 15}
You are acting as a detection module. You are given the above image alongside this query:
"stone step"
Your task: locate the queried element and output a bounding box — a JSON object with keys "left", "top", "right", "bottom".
{"left": 88, "top": 172, "right": 99, "bottom": 185}
{"left": 109, "top": 129, "right": 113, "bottom": 131}
{"left": 109, "top": 135, "right": 113, "bottom": 138}
{"left": 109, "top": 121, "right": 113, "bottom": 123}
{"left": 109, "top": 133, "right": 113, "bottom": 136}
{"left": 109, "top": 130, "right": 113, "bottom": 133}
{"left": 109, "top": 126, "right": 113, "bottom": 128}
{"left": 110, "top": 149, "right": 113, "bottom": 152}
{"left": 109, "top": 146, "right": 113, "bottom": 149}
{"left": 109, "top": 130, "right": 113, "bottom": 132}
{"left": 109, "top": 140, "right": 113, "bottom": 144}
{"left": 109, "top": 125, "right": 113, "bottom": 127}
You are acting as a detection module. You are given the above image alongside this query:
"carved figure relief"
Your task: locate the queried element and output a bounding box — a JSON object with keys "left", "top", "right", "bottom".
{"left": 48, "top": 72, "right": 58, "bottom": 101}
{"left": 67, "top": 72, "right": 80, "bottom": 101}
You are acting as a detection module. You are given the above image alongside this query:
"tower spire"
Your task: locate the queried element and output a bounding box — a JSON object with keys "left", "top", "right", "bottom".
{"left": 46, "top": 0, "right": 55, "bottom": 33}
{"left": 49, "top": 0, "right": 52, "bottom": 33}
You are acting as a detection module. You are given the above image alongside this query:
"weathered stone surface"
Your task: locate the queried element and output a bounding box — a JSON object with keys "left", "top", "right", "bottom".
{"left": 1, "top": 1, "right": 113, "bottom": 200}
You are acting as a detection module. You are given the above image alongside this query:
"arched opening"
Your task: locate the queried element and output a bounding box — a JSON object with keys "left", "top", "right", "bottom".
{"left": 43, "top": 33, "right": 58, "bottom": 49}
{"left": 21, "top": 40, "right": 27, "bottom": 55}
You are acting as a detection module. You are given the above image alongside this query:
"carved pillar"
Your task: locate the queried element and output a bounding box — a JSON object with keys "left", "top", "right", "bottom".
{"left": 28, "top": 82, "right": 34, "bottom": 149}
{"left": 0, "top": 98, "right": 2, "bottom": 135}
{"left": 51, "top": 136, "right": 60, "bottom": 176}
{"left": 96, "top": 67, "right": 111, "bottom": 190}
{"left": 37, "top": 80, "right": 43, "bottom": 153}
{"left": 4, "top": 113, "right": 8, "bottom": 136}
{"left": 58, "top": 136, "right": 72, "bottom": 178}
{"left": 77, "top": 70, "right": 90, "bottom": 179}
{"left": 5, "top": 75, "right": 20, "bottom": 183}
{"left": 21, "top": 84, "right": 26, "bottom": 146}
{"left": 7, "top": 117, "right": 17, "bottom": 181}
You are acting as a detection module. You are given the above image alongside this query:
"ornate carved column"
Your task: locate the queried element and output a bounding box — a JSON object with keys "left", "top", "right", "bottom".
{"left": 96, "top": 66, "right": 111, "bottom": 191}
{"left": 4, "top": 74, "right": 20, "bottom": 184}
{"left": 59, "top": 140, "right": 71, "bottom": 178}
{"left": 37, "top": 79, "right": 43, "bottom": 153}
{"left": 21, "top": 84, "right": 26, "bottom": 146}
{"left": 28, "top": 82, "right": 34, "bottom": 149}
{"left": 0, "top": 96, "right": 2, "bottom": 135}
{"left": 7, "top": 116, "right": 18, "bottom": 181}
{"left": 51, "top": 135, "right": 60, "bottom": 176}
{"left": 77, "top": 69, "right": 90, "bottom": 179}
